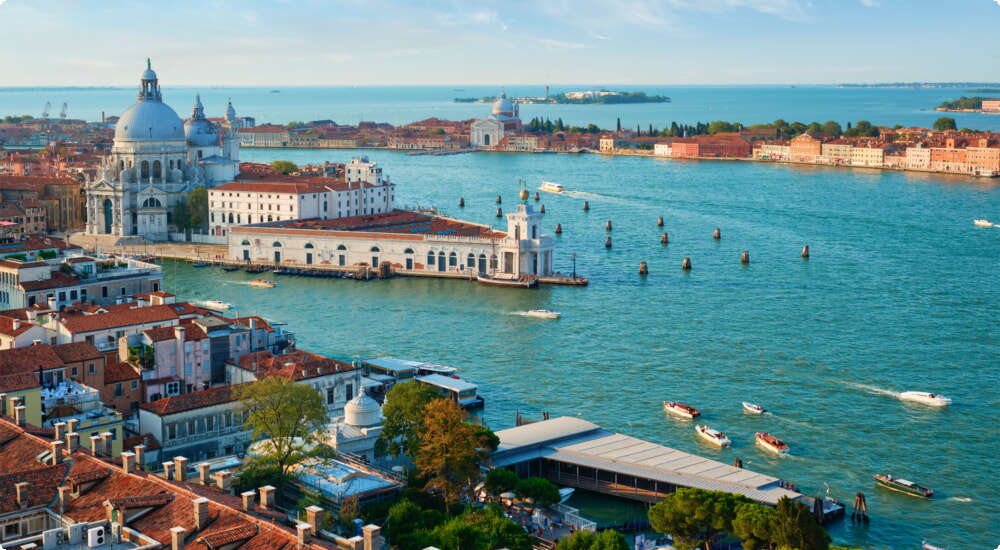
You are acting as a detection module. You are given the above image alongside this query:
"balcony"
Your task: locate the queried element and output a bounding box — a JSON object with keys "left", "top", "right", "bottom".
{"left": 41, "top": 379, "right": 100, "bottom": 408}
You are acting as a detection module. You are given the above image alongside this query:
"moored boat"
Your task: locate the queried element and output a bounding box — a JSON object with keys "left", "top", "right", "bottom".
{"left": 202, "top": 299, "right": 232, "bottom": 312}
{"left": 477, "top": 272, "right": 539, "bottom": 288}
{"left": 191, "top": 262, "right": 209, "bottom": 267}
{"left": 250, "top": 279, "right": 277, "bottom": 288}
{"left": 662, "top": 401, "right": 701, "bottom": 419}
{"left": 899, "top": 391, "right": 952, "bottom": 406}
{"left": 539, "top": 181, "right": 565, "bottom": 193}
{"left": 526, "top": 309, "right": 560, "bottom": 319}
{"left": 742, "top": 401, "right": 766, "bottom": 414}
{"left": 973, "top": 219, "right": 994, "bottom": 227}
{"left": 874, "top": 474, "right": 933, "bottom": 498}
{"left": 755, "top": 432, "right": 789, "bottom": 455}
{"left": 558, "top": 487, "right": 574, "bottom": 503}
{"left": 696, "top": 425, "right": 731, "bottom": 447}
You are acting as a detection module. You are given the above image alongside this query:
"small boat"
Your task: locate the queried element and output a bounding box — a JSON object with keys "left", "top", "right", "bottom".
{"left": 973, "top": 219, "right": 994, "bottom": 227}
{"left": 250, "top": 279, "right": 277, "bottom": 288}
{"left": 477, "top": 272, "right": 539, "bottom": 289}
{"left": 742, "top": 402, "right": 767, "bottom": 414}
{"left": 191, "top": 262, "right": 209, "bottom": 267}
{"left": 662, "top": 401, "right": 701, "bottom": 419}
{"left": 696, "top": 425, "right": 731, "bottom": 447}
{"left": 922, "top": 541, "right": 947, "bottom": 550}
{"left": 558, "top": 487, "right": 574, "bottom": 503}
{"left": 899, "top": 391, "right": 952, "bottom": 407}
{"left": 222, "top": 266, "right": 240, "bottom": 272}
{"left": 202, "top": 300, "right": 231, "bottom": 312}
{"left": 755, "top": 432, "right": 789, "bottom": 455}
{"left": 526, "top": 309, "right": 560, "bottom": 319}
{"left": 539, "top": 181, "right": 565, "bottom": 193}
{"left": 874, "top": 474, "right": 933, "bottom": 498}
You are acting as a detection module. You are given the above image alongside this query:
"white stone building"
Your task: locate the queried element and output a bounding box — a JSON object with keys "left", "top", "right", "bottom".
{"left": 85, "top": 60, "right": 240, "bottom": 241}
{"left": 470, "top": 89, "right": 522, "bottom": 148}
{"left": 322, "top": 391, "right": 384, "bottom": 462}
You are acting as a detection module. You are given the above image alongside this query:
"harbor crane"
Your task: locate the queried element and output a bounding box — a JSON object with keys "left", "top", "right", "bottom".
{"left": 41, "top": 101, "right": 51, "bottom": 119}
{"left": 59, "top": 103, "right": 67, "bottom": 119}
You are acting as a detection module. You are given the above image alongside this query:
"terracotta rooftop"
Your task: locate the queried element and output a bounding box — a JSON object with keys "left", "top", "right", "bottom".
{"left": 123, "top": 433, "right": 162, "bottom": 452}
{"left": 51, "top": 341, "right": 103, "bottom": 363}
{"left": 19, "top": 270, "right": 79, "bottom": 291}
{"left": 0, "top": 463, "right": 70, "bottom": 514}
{"left": 0, "top": 344, "right": 65, "bottom": 376}
{"left": 211, "top": 181, "right": 332, "bottom": 195}
{"left": 104, "top": 362, "right": 139, "bottom": 384}
{"left": 144, "top": 323, "right": 208, "bottom": 343}
{"left": 239, "top": 209, "right": 504, "bottom": 239}
{"left": 140, "top": 384, "right": 247, "bottom": 416}
{"left": 56, "top": 304, "right": 179, "bottom": 334}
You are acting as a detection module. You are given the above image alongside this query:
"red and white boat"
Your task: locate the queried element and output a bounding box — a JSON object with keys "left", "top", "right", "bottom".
{"left": 755, "top": 432, "right": 789, "bottom": 455}
{"left": 477, "top": 272, "right": 539, "bottom": 289}
{"left": 663, "top": 401, "right": 701, "bottom": 419}
{"left": 696, "top": 425, "right": 731, "bottom": 447}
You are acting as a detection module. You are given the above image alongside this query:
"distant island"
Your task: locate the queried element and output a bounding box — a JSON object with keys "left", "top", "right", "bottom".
{"left": 454, "top": 91, "right": 670, "bottom": 105}
{"left": 839, "top": 82, "right": 1000, "bottom": 89}
{"left": 934, "top": 96, "right": 1000, "bottom": 112}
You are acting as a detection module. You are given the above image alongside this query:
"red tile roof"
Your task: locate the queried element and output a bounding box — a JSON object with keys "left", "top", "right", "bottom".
{"left": 140, "top": 384, "right": 247, "bottom": 416}
{"left": 57, "top": 305, "right": 179, "bottom": 334}
{"left": 211, "top": 181, "right": 331, "bottom": 195}
{"left": 144, "top": 324, "right": 208, "bottom": 343}
{"left": 0, "top": 463, "right": 70, "bottom": 513}
{"left": 0, "top": 344, "right": 65, "bottom": 376}
{"left": 104, "top": 362, "right": 139, "bottom": 383}
{"left": 51, "top": 341, "right": 103, "bottom": 363}
{"left": 123, "top": 433, "right": 162, "bottom": 452}
{"left": 239, "top": 209, "right": 503, "bottom": 239}
{"left": 19, "top": 271, "right": 80, "bottom": 291}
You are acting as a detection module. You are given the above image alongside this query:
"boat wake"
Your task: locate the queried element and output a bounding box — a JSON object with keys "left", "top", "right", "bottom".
{"left": 847, "top": 382, "right": 899, "bottom": 398}
{"left": 947, "top": 497, "right": 972, "bottom": 502}
{"left": 560, "top": 190, "right": 634, "bottom": 206}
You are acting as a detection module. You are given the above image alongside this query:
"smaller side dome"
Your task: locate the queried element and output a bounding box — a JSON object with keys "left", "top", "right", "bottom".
{"left": 344, "top": 391, "right": 382, "bottom": 427}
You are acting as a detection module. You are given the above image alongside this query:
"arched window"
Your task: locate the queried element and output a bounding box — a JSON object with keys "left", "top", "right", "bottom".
{"left": 484, "top": 134, "right": 491, "bottom": 146}
{"left": 267, "top": 215, "right": 273, "bottom": 222}
{"left": 228, "top": 213, "right": 234, "bottom": 224}
{"left": 490, "top": 254, "right": 498, "bottom": 270}
{"left": 119, "top": 160, "right": 125, "bottom": 170}
{"left": 169, "top": 159, "right": 174, "bottom": 169}
{"left": 248, "top": 215, "right": 252, "bottom": 224}
{"left": 427, "top": 251, "right": 435, "bottom": 265}
{"left": 337, "top": 244, "right": 347, "bottom": 251}
{"left": 141, "top": 197, "right": 162, "bottom": 208}
{"left": 449, "top": 252, "right": 457, "bottom": 266}
{"left": 152, "top": 160, "right": 161, "bottom": 179}
{"left": 467, "top": 253, "right": 475, "bottom": 267}
{"left": 305, "top": 243, "right": 314, "bottom": 249}
{"left": 237, "top": 214, "right": 241, "bottom": 224}
{"left": 370, "top": 246, "right": 380, "bottom": 253}
{"left": 140, "top": 161, "right": 150, "bottom": 179}
{"left": 241, "top": 240, "right": 251, "bottom": 246}
{"left": 272, "top": 242, "right": 282, "bottom": 247}
{"left": 404, "top": 248, "right": 414, "bottom": 254}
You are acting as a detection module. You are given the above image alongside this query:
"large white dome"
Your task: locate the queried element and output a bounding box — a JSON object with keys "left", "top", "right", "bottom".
{"left": 492, "top": 96, "right": 514, "bottom": 116}
{"left": 115, "top": 101, "right": 185, "bottom": 142}
{"left": 344, "top": 391, "right": 381, "bottom": 427}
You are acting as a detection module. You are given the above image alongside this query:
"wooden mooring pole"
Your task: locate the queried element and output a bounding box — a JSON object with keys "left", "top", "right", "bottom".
{"left": 851, "top": 491, "right": 869, "bottom": 523}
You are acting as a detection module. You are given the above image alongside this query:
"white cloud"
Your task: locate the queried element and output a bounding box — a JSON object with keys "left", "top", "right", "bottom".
{"left": 859, "top": 0, "right": 879, "bottom": 7}
{"left": 538, "top": 38, "right": 587, "bottom": 52}
{"left": 436, "top": 10, "right": 499, "bottom": 26}
{"left": 240, "top": 10, "right": 258, "bottom": 25}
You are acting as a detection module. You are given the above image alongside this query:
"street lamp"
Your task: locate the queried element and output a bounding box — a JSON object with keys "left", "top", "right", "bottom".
{"left": 572, "top": 253, "right": 576, "bottom": 279}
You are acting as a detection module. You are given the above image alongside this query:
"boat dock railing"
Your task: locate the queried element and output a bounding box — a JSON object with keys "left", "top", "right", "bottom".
{"left": 551, "top": 503, "right": 597, "bottom": 532}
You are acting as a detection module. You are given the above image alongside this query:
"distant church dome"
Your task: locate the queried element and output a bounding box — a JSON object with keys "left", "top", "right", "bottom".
{"left": 185, "top": 94, "right": 219, "bottom": 146}
{"left": 493, "top": 88, "right": 514, "bottom": 116}
{"left": 344, "top": 391, "right": 382, "bottom": 427}
{"left": 114, "top": 60, "right": 185, "bottom": 142}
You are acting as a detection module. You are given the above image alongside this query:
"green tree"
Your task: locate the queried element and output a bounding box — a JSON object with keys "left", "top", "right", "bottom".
{"left": 515, "top": 477, "right": 561, "bottom": 509}
{"left": 271, "top": 160, "right": 298, "bottom": 174}
{"left": 933, "top": 117, "right": 957, "bottom": 131}
{"left": 416, "top": 398, "right": 493, "bottom": 514}
{"left": 379, "top": 381, "right": 443, "bottom": 458}
{"left": 591, "top": 530, "right": 629, "bottom": 550}
{"left": 731, "top": 502, "right": 776, "bottom": 550}
{"left": 172, "top": 199, "right": 190, "bottom": 230}
{"left": 186, "top": 186, "right": 209, "bottom": 232}
{"left": 433, "top": 506, "right": 532, "bottom": 550}
{"left": 484, "top": 468, "right": 520, "bottom": 497}
{"left": 427, "top": 128, "right": 446, "bottom": 135}
{"left": 231, "top": 461, "right": 298, "bottom": 494}
{"left": 234, "top": 377, "right": 328, "bottom": 473}
{"left": 648, "top": 488, "right": 754, "bottom": 550}
{"left": 557, "top": 530, "right": 597, "bottom": 550}
{"left": 707, "top": 120, "right": 734, "bottom": 134}
{"left": 822, "top": 121, "right": 844, "bottom": 136}
{"left": 616, "top": 117, "right": 621, "bottom": 131}
{"left": 338, "top": 495, "right": 360, "bottom": 534}
{"left": 772, "top": 497, "right": 829, "bottom": 550}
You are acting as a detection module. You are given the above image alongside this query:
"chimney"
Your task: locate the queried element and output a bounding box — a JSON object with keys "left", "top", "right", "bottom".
{"left": 170, "top": 527, "right": 186, "bottom": 550}
{"left": 362, "top": 524, "right": 381, "bottom": 550}
{"left": 90, "top": 434, "right": 103, "bottom": 456}
{"left": 122, "top": 451, "right": 136, "bottom": 474}
{"left": 216, "top": 470, "right": 232, "bottom": 491}
{"left": 26, "top": 310, "right": 36, "bottom": 322}
{"left": 66, "top": 418, "right": 79, "bottom": 434}
{"left": 305, "top": 506, "right": 324, "bottom": 534}
{"left": 14, "top": 405, "right": 26, "bottom": 427}
{"left": 162, "top": 462, "right": 175, "bottom": 480}
{"left": 101, "top": 432, "right": 113, "bottom": 456}
{"left": 241, "top": 491, "right": 255, "bottom": 512}
{"left": 53, "top": 422, "right": 66, "bottom": 442}
{"left": 13, "top": 319, "right": 20, "bottom": 330}
{"left": 199, "top": 462, "right": 211, "bottom": 485}
{"left": 47, "top": 296, "right": 57, "bottom": 310}
{"left": 174, "top": 326, "right": 185, "bottom": 344}
{"left": 259, "top": 485, "right": 275, "bottom": 510}
{"left": 174, "top": 457, "right": 189, "bottom": 482}
{"left": 134, "top": 444, "right": 145, "bottom": 466}
{"left": 0, "top": 393, "right": 6, "bottom": 415}
{"left": 296, "top": 523, "right": 311, "bottom": 548}
{"left": 66, "top": 432, "right": 79, "bottom": 452}
{"left": 58, "top": 486, "right": 71, "bottom": 514}
{"left": 193, "top": 497, "right": 210, "bottom": 530}
{"left": 51, "top": 440, "right": 65, "bottom": 464}
{"left": 15, "top": 482, "right": 29, "bottom": 508}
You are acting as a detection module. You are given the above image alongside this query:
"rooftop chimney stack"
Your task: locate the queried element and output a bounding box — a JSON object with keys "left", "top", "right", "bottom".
{"left": 90, "top": 434, "right": 103, "bottom": 456}
{"left": 199, "top": 463, "right": 211, "bottom": 485}
{"left": 296, "top": 523, "right": 311, "bottom": 548}
{"left": 241, "top": 491, "right": 255, "bottom": 512}
{"left": 51, "top": 440, "right": 65, "bottom": 464}
{"left": 66, "top": 432, "right": 79, "bottom": 452}
{"left": 0, "top": 393, "right": 6, "bottom": 415}
{"left": 362, "top": 524, "right": 382, "bottom": 550}
{"left": 216, "top": 470, "right": 232, "bottom": 491}
{"left": 101, "top": 432, "right": 113, "bottom": 456}
{"left": 122, "top": 451, "right": 136, "bottom": 474}
{"left": 163, "top": 462, "right": 175, "bottom": 481}
{"left": 14, "top": 405, "right": 26, "bottom": 427}
{"left": 259, "top": 485, "right": 275, "bottom": 510}
{"left": 15, "top": 482, "right": 29, "bottom": 508}
{"left": 53, "top": 422, "right": 66, "bottom": 442}
{"left": 134, "top": 444, "right": 145, "bottom": 467}
{"left": 174, "top": 457, "right": 189, "bottom": 482}
{"left": 194, "top": 498, "right": 210, "bottom": 530}
{"left": 58, "top": 486, "right": 71, "bottom": 514}
{"left": 66, "top": 418, "right": 79, "bottom": 434}
{"left": 170, "top": 527, "right": 186, "bottom": 550}
{"left": 305, "top": 506, "right": 324, "bottom": 534}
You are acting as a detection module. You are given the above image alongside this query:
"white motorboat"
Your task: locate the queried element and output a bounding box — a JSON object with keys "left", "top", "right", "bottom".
{"left": 539, "top": 181, "right": 565, "bottom": 193}
{"left": 558, "top": 487, "right": 574, "bottom": 503}
{"left": 742, "top": 401, "right": 767, "bottom": 414}
{"left": 662, "top": 401, "right": 701, "bottom": 419}
{"left": 755, "top": 432, "right": 789, "bottom": 455}
{"left": 526, "top": 309, "right": 560, "bottom": 319}
{"left": 250, "top": 279, "right": 277, "bottom": 288}
{"left": 899, "top": 391, "right": 952, "bottom": 406}
{"left": 973, "top": 219, "right": 994, "bottom": 227}
{"left": 202, "top": 300, "right": 232, "bottom": 312}
{"left": 696, "top": 425, "right": 731, "bottom": 447}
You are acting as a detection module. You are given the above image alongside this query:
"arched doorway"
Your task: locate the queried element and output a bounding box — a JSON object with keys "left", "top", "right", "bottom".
{"left": 272, "top": 241, "right": 282, "bottom": 263}
{"left": 102, "top": 199, "right": 113, "bottom": 234}
{"left": 404, "top": 248, "right": 414, "bottom": 270}
{"left": 370, "top": 247, "right": 380, "bottom": 268}
{"left": 483, "top": 134, "right": 491, "bottom": 146}
{"left": 478, "top": 253, "right": 487, "bottom": 273}
{"left": 437, "top": 251, "right": 446, "bottom": 272}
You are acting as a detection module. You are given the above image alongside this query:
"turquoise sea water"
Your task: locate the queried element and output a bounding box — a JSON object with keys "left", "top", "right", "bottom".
{"left": 159, "top": 147, "right": 1000, "bottom": 550}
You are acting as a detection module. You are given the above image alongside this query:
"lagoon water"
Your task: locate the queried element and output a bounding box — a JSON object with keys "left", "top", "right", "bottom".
{"left": 5, "top": 84, "right": 999, "bottom": 548}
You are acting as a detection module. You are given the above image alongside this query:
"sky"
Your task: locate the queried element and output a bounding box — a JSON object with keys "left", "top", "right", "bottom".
{"left": 1, "top": 0, "right": 998, "bottom": 87}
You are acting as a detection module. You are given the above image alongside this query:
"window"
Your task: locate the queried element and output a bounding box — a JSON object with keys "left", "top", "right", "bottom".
{"left": 114, "top": 383, "right": 123, "bottom": 398}
{"left": 206, "top": 416, "right": 215, "bottom": 431}
{"left": 188, "top": 420, "right": 197, "bottom": 435}
{"left": 131, "top": 380, "right": 138, "bottom": 390}
{"left": 185, "top": 362, "right": 192, "bottom": 375}
{"left": 102, "top": 286, "right": 108, "bottom": 298}
{"left": 327, "top": 387, "right": 335, "bottom": 405}
{"left": 427, "top": 252, "right": 435, "bottom": 265}
{"left": 71, "top": 366, "right": 78, "bottom": 377}
{"left": 88, "top": 362, "right": 96, "bottom": 375}
{"left": 224, "top": 412, "right": 233, "bottom": 427}
{"left": 167, "top": 424, "right": 177, "bottom": 440}
{"left": 346, "top": 383, "right": 354, "bottom": 401}
{"left": 6, "top": 522, "right": 21, "bottom": 539}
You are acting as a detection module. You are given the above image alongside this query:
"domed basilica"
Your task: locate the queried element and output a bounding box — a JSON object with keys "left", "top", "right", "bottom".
{"left": 469, "top": 88, "right": 522, "bottom": 148}
{"left": 85, "top": 60, "right": 240, "bottom": 241}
